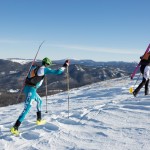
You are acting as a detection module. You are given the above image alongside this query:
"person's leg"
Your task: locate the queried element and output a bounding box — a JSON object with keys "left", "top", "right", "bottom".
{"left": 12, "top": 88, "right": 36, "bottom": 131}
{"left": 133, "top": 77, "right": 147, "bottom": 97}
{"left": 11, "top": 96, "right": 33, "bottom": 134}
{"left": 145, "top": 79, "right": 149, "bottom": 95}
{"left": 35, "top": 93, "right": 42, "bottom": 121}
{"left": 13, "top": 96, "right": 33, "bottom": 130}
{"left": 35, "top": 93, "right": 46, "bottom": 125}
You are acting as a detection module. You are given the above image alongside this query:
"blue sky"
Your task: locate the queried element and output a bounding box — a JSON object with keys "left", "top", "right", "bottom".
{"left": 0, "top": 0, "right": 150, "bottom": 62}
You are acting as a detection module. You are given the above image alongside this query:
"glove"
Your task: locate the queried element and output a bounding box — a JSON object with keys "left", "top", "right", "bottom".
{"left": 63, "top": 60, "right": 70, "bottom": 67}
{"left": 140, "top": 56, "right": 143, "bottom": 59}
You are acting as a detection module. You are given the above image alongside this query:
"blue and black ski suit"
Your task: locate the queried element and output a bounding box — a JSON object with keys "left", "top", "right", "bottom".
{"left": 17, "top": 65, "right": 65, "bottom": 123}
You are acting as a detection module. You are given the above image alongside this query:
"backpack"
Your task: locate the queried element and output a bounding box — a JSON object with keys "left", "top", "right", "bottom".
{"left": 25, "top": 65, "right": 45, "bottom": 86}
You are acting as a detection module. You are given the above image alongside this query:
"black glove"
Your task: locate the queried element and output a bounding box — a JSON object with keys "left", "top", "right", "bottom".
{"left": 140, "top": 56, "right": 143, "bottom": 59}
{"left": 63, "top": 60, "right": 70, "bottom": 67}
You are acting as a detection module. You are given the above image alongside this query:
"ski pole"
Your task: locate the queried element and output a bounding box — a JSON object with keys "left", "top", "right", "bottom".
{"left": 16, "top": 41, "right": 45, "bottom": 103}
{"left": 134, "top": 73, "right": 141, "bottom": 88}
{"left": 129, "top": 73, "right": 141, "bottom": 93}
{"left": 45, "top": 76, "right": 48, "bottom": 113}
{"left": 66, "top": 65, "right": 70, "bottom": 118}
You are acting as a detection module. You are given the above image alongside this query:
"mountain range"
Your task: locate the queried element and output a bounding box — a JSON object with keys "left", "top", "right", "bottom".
{"left": 0, "top": 58, "right": 137, "bottom": 107}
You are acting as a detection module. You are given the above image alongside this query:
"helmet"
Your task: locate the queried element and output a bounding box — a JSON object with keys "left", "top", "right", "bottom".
{"left": 42, "top": 57, "right": 52, "bottom": 65}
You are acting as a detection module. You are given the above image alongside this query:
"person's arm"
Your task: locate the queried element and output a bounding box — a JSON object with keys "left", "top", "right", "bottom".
{"left": 44, "top": 67, "right": 65, "bottom": 75}
{"left": 44, "top": 60, "right": 70, "bottom": 75}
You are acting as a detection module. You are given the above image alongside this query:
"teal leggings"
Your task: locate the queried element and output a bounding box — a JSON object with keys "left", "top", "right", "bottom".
{"left": 18, "top": 86, "right": 42, "bottom": 123}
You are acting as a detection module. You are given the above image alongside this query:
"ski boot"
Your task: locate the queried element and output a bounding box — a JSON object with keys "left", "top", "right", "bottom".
{"left": 36, "top": 111, "right": 46, "bottom": 125}
{"left": 10, "top": 120, "right": 21, "bottom": 136}
{"left": 133, "top": 91, "right": 137, "bottom": 97}
{"left": 36, "top": 119, "right": 46, "bottom": 125}
{"left": 10, "top": 127, "right": 20, "bottom": 136}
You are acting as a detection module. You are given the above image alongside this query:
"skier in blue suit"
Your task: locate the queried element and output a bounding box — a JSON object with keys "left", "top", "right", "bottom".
{"left": 11, "top": 57, "right": 69, "bottom": 135}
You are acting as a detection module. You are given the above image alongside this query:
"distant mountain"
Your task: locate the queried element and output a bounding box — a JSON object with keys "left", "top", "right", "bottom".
{"left": 0, "top": 58, "right": 137, "bottom": 107}
{"left": 7, "top": 58, "right": 138, "bottom": 73}
{"left": 54, "top": 59, "right": 138, "bottom": 75}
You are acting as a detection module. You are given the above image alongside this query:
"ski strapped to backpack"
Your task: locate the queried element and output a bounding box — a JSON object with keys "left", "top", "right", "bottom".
{"left": 16, "top": 41, "right": 45, "bottom": 102}
{"left": 130, "top": 43, "right": 150, "bottom": 79}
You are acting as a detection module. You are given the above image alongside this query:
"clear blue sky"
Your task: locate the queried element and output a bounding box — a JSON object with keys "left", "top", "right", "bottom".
{"left": 0, "top": 0, "right": 150, "bottom": 62}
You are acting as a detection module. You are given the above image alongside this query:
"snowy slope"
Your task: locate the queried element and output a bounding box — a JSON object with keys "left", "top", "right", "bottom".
{"left": 0, "top": 76, "right": 150, "bottom": 150}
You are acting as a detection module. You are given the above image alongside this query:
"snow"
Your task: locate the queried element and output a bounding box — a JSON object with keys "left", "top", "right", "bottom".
{"left": 9, "top": 71, "right": 18, "bottom": 74}
{"left": 75, "top": 65, "right": 85, "bottom": 71}
{"left": 7, "top": 58, "right": 33, "bottom": 65}
{"left": 8, "top": 89, "right": 19, "bottom": 93}
{"left": 1, "top": 72, "right": 5, "bottom": 75}
{"left": 0, "top": 76, "right": 150, "bottom": 150}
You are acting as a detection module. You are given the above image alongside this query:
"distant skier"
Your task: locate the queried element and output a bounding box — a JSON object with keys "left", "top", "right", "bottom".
{"left": 11, "top": 58, "right": 69, "bottom": 135}
{"left": 133, "top": 53, "right": 150, "bottom": 97}
{"left": 139, "top": 51, "right": 150, "bottom": 74}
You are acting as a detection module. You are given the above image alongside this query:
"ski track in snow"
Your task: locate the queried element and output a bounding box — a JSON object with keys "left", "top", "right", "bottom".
{"left": 0, "top": 76, "right": 150, "bottom": 150}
